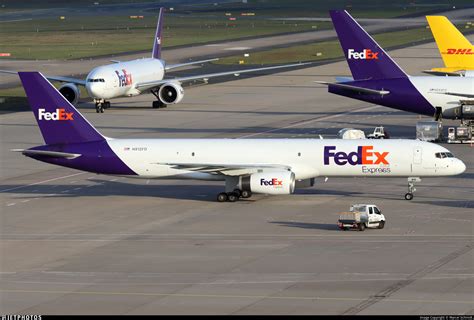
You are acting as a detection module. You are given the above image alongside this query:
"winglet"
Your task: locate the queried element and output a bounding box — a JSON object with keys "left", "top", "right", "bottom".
{"left": 152, "top": 7, "right": 165, "bottom": 59}
{"left": 329, "top": 10, "right": 407, "bottom": 80}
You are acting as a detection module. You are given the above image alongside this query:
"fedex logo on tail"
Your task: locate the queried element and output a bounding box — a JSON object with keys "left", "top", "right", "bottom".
{"left": 324, "top": 146, "right": 389, "bottom": 166}
{"left": 348, "top": 49, "right": 379, "bottom": 60}
{"left": 442, "top": 48, "right": 474, "bottom": 55}
{"left": 38, "top": 108, "right": 74, "bottom": 121}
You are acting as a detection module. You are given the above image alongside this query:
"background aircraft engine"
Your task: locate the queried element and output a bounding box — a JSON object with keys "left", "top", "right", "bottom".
{"left": 239, "top": 171, "right": 295, "bottom": 195}
{"left": 158, "top": 83, "right": 184, "bottom": 104}
{"left": 58, "top": 83, "right": 80, "bottom": 105}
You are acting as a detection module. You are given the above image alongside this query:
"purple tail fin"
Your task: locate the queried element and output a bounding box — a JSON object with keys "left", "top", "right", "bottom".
{"left": 330, "top": 10, "right": 407, "bottom": 80}
{"left": 19, "top": 72, "right": 104, "bottom": 145}
{"left": 152, "top": 7, "right": 164, "bottom": 59}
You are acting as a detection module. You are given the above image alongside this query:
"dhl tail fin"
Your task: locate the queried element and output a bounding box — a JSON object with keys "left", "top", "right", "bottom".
{"left": 426, "top": 16, "right": 474, "bottom": 72}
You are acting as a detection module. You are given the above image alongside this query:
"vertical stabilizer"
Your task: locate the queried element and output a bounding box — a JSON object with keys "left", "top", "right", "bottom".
{"left": 330, "top": 10, "right": 407, "bottom": 80}
{"left": 152, "top": 7, "right": 164, "bottom": 59}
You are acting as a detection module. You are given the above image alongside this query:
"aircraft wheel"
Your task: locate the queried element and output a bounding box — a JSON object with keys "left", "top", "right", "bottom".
{"left": 104, "top": 101, "right": 111, "bottom": 109}
{"left": 227, "top": 192, "right": 239, "bottom": 202}
{"left": 233, "top": 189, "right": 242, "bottom": 198}
{"left": 404, "top": 193, "right": 413, "bottom": 201}
{"left": 217, "top": 192, "right": 228, "bottom": 203}
{"left": 241, "top": 190, "right": 252, "bottom": 198}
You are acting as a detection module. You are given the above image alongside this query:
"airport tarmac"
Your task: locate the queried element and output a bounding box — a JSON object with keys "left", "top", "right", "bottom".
{"left": 1, "top": 7, "right": 474, "bottom": 89}
{"left": 0, "top": 38, "right": 473, "bottom": 314}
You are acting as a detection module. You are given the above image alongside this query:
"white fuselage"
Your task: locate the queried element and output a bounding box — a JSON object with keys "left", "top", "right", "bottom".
{"left": 85, "top": 58, "right": 165, "bottom": 99}
{"left": 410, "top": 76, "right": 474, "bottom": 113}
{"left": 106, "top": 139, "right": 466, "bottom": 180}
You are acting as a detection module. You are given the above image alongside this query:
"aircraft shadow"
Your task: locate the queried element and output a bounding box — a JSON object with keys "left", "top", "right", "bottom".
{"left": 269, "top": 221, "right": 340, "bottom": 231}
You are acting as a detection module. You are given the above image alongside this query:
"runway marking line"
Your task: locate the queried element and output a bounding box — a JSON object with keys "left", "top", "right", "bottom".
{"left": 0, "top": 172, "right": 85, "bottom": 193}
{"left": 0, "top": 289, "right": 471, "bottom": 305}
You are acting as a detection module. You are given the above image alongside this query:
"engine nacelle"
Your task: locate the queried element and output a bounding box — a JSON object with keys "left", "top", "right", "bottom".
{"left": 158, "top": 83, "right": 184, "bottom": 104}
{"left": 239, "top": 171, "right": 295, "bottom": 195}
{"left": 295, "top": 178, "right": 315, "bottom": 189}
{"left": 58, "top": 83, "right": 80, "bottom": 105}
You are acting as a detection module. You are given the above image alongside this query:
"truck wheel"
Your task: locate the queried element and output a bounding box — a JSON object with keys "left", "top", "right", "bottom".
{"left": 378, "top": 221, "right": 385, "bottom": 229}
{"left": 358, "top": 223, "right": 366, "bottom": 231}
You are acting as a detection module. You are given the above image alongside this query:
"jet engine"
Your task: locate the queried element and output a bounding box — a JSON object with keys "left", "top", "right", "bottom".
{"left": 238, "top": 171, "right": 295, "bottom": 195}
{"left": 58, "top": 83, "right": 80, "bottom": 105}
{"left": 158, "top": 83, "right": 184, "bottom": 104}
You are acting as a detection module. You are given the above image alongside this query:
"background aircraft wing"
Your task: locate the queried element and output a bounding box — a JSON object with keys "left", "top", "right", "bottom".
{"left": 0, "top": 70, "right": 86, "bottom": 86}
{"left": 158, "top": 162, "right": 291, "bottom": 176}
{"left": 165, "top": 58, "right": 219, "bottom": 71}
{"left": 135, "top": 62, "right": 310, "bottom": 91}
{"left": 433, "top": 91, "right": 474, "bottom": 98}
{"left": 315, "top": 81, "right": 390, "bottom": 95}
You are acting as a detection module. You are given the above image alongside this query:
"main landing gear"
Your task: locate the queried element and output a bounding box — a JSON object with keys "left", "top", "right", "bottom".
{"left": 151, "top": 89, "right": 167, "bottom": 109}
{"left": 217, "top": 189, "right": 252, "bottom": 203}
{"left": 95, "top": 100, "right": 110, "bottom": 113}
{"left": 405, "top": 177, "right": 421, "bottom": 200}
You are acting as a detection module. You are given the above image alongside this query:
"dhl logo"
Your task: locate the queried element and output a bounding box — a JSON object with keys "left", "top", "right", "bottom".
{"left": 38, "top": 108, "right": 74, "bottom": 121}
{"left": 324, "top": 146, "right": 389, "bottom": 166}
{"left": 442, "top": 48, "right": 474, "bottom": 55}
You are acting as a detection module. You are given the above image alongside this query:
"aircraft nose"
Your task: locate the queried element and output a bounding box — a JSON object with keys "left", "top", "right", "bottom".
{"left": 453, "top": 159, "right": 466, "bottom": 175}
{"left": 86, "top": 82, "right": 100, "bottom": 98}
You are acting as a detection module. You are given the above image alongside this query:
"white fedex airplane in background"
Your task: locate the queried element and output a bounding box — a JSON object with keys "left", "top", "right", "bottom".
{"left": 15, "top": 72, "right": 466, "bottom": 202}
{"left": 2, "top": 8, "right": 306, "bottom": 113}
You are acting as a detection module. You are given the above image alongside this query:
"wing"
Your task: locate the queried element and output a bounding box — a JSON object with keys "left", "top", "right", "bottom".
{"left": 159, "top": 162, "right": 291, "bottom": 176}
{"left": 165, "top": 58, "right": 219, "bottom": 71}
{"left": 12, "top": 149, "right": 81, "bottom": 159}
{"left": 135, "top": 62, "right": 310, "bottom": 91}
{"left": 422, "top": 70, "right": 463, "bottom": 77}
{"left": 430, "top": 91, "right": 474, "bottom": 98}
{"left": 315, "top": 81, "right": 390, "bottom": 95}
{"left": 0, "top": 70, "right": 86, "bottom": 86}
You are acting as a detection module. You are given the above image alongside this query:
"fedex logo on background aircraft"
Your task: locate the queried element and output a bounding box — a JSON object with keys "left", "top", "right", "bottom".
{"left": 260, "top": 178, "right": 283, "bottom": 188}
{"left": 38, "top": 108, "right": 73, "bottom": 121}
{"left": 115, "top": 69, "right": 133, "bottom": 87}
{"left": 324, "top": 146, "right": 389, "bottom": 166}
{"left": 347, "top": 49, "right": 379, "bottom": 60}
{"left": 442, "top": 48, "right": 474, "bottom": 55}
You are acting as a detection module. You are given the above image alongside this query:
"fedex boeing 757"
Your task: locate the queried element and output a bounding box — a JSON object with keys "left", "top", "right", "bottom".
{"left": 318, "top": 10, "right": 474, "bottom": 123}
{"left": 14, "top": 72, "right": 465, "bottom": 201}
{"left": 1, "top": 8, "right": 305, "bottom": 113}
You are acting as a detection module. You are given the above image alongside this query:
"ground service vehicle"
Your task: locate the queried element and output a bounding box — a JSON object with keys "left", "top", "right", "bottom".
{"left": 367, "top": 126, "right": 390, "bottom": 139}
{"left": 338, "top": 204, "right": 385, "bottom": 231}
{"left": 416, "top": 121, "right": 443, "bottom": 142}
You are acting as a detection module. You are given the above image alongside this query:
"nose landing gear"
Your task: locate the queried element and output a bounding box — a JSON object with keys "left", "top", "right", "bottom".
{"left": 150, "top": 89, "right": 167, "bottom": 109}
{"left": 94, "top": 100, "right": 110, "bottom": 113}
{"left": 405, "top": 177, "right": 421, "bottom": 200}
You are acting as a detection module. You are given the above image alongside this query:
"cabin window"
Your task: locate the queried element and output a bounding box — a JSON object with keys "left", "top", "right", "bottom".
{"left": 191, "top": 152, "right": 195, "bottom": 157}
{"left": 369, "top": 207, "right": 373, "bottom": 214}
{"left": 298, "top": 152, "right": 301, "bottom": 157}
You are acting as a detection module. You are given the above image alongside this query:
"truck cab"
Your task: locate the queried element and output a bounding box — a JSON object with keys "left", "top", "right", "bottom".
{"left": 338, "top": 204, "right": 385, "bottom": 231}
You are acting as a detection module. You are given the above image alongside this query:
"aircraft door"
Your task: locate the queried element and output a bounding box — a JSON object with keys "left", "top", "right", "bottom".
{"left": 412, "top": 146, "right": 422, "bottom": 173}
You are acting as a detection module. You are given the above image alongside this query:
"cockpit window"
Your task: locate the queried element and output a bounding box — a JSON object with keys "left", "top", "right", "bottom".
{"left": 435, "top": 152, "right": 454, "bottom": 159}
{"left": 87, "top": 78, "right": 105, "bottom": 83}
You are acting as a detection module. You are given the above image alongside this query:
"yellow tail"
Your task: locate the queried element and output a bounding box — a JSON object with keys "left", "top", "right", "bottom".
{"left": 426, "top": 16, "right": 474, "bottom": 72}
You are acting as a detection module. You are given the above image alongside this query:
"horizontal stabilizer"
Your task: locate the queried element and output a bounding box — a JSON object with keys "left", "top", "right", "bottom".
{"left": 165, "top": 58, "right": 219, "bottom": 71}
{"left": 422, "top": 70, "right": 463, "bottom": 77}
{"left": 12, "top": 149, "right": 81, "bottom": 159}
{"left": 315, "top": 81, "right": 390, "bottom": 95}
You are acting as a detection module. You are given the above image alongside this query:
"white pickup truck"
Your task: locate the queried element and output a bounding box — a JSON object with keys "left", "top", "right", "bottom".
{"left": 337, "top": 204, "right": 386, "bottom": 231}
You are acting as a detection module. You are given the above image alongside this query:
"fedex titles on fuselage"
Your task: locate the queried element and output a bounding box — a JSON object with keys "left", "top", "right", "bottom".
{"left": 115, "top": 69, "right": 133, "bottom": 87}
{"left": 324, "top": 145, "right": 391, "bottom": 174}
